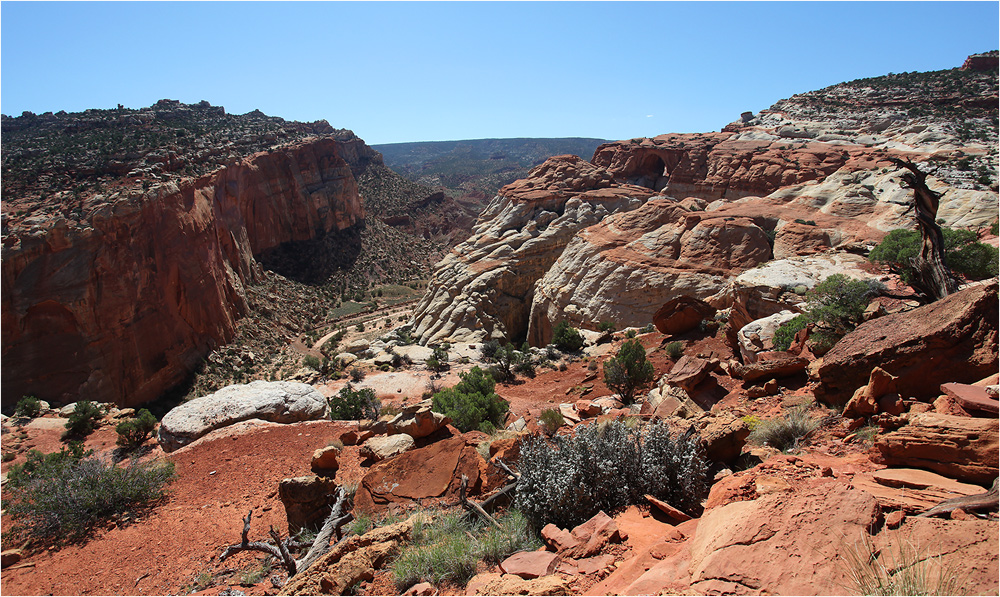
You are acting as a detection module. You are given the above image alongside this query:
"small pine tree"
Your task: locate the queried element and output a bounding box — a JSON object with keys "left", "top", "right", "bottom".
{"left": 116, "top": 409, "right": 158, "bottom": 450}
{"left": 603, "top": 339, "right": 656, "bottom": 404}
{"left": 552, "top": 321, "right": 584, "bottom": 353}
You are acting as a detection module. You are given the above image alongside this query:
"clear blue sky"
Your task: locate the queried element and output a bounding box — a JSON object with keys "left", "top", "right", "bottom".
{"left": 2, "top": 2, "right": 998, "bottom": 145}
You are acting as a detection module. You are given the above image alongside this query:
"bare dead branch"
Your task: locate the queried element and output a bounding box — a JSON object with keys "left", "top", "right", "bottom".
{"left": 220, "top": 509, "right": 288, "bottom": 565}
{"left": 480, "top": 481, "right": 518, "bottom": 513}
{"left": 459, "top": 474, "right": 502, "bottom": 529}
{"left": 919, "top": 478, "right": 999, "bottom": 518}
{"left": 493, "top": 458, "right": 520, "bottom": 480}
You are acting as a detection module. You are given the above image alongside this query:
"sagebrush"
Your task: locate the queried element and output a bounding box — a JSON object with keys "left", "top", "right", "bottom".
{"left": 515, "top": 420, "right": 707, "bottom": 529}
{"left": 5, "top": 445, "right": 175, "bottom": 542}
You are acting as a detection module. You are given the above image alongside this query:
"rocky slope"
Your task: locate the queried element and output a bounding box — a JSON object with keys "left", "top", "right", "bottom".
{"left": 412, "top": 57, "right": 999, "bottom": 346}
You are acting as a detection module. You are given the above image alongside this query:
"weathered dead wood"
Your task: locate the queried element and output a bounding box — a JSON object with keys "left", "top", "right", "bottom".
{"left": 220, "top": 487, "right": 352, "bottom": 578}
{"left": 493, "top": 458, "right": 521, "bottom": 480}
{"left": 891, "top": 158, "right": 960, "bottom": 301}
{"left": 919, "top": 478, "right": 999, "bottom": 518}
{"left": 459, "top": 474, "right": 502, "bottom": 529}
{"left": 480, "top": 481, "right": 518, "bottom": 513}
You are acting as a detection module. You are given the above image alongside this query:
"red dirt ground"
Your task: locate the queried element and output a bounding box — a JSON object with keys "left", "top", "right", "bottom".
{"left": 0, "top": 326, "right": 861, "bottom": 596}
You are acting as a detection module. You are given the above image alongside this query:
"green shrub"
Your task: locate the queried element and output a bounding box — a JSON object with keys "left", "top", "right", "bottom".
{"left": 552, "top": 321, "right": 585, "bottom": 353}
{"left": 771, "top": 314, "right": 811, "bottom": 351}
{"left": 538, "top": 408, "right": 564, "bottom": 436}
{"left": 603, "top": 339, "right": 656, "bottom": 404}
{"left": 515, "top": 420, "right": 707, "bottom": 529}
{"left": 327, "top": 385, "right": 380, "bottom": 421}
{"left": 5, "top": 446, "right": 175, "bottom": 542}
{"left": 432, "top": 367, "right": 508, "bottom": 433}
{"left": 773, "top": 274, "right": 885, "bottom": 352}
{"left": 63, "top": 401, "right": 102, "bottom": 440}
{"left": 991, "top": 219, "right": 999, "bottom": 236}
{"left": 349, "top": 368, "right": 366, "bottom": 382}
{"left": 840, "top": 532, "right": 965, "bottom": 596}
{"left": 598, "top": 321, "right": 617, "bottom": 333}
{"left": 303, "top": 354, "right": 321, "bottom": 371}
{"left": 481, "top": 342, "right": 532, "bottom": 382}
{"left": 869, "top": 227, "right": 998, "bottom": 284}
{"left": 748, "top": 404, "right": 819, "bottom": 452}
{"left": 115, "top": 409, "right": 158, "bottom": 451}
{"left": 15, "top": 395, "right": 41, "bottom": 419}
{"left": 665, "top": 341, "right": 684, "bottom": 360}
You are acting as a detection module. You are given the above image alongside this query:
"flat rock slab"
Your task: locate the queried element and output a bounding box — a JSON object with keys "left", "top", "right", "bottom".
{"left": 873, "top": 412, "right": 999, "bottom": 485}
{"left": 158, "top": 381, "right": 329, "bottom": 452}
{"left": 852, "top": 468, "right": 987, "bottom": 514}
{"left": 941, "top": 382, "right": 999, "bottom": 416}
{"left": 499, "top": 550, "right": 561, "bottom": 579}
{"left": 646, "top": 494, "right": 692, "bottom": 522}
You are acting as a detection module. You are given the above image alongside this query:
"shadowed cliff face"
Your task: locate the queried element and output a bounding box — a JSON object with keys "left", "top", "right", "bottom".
{"left": 1, "top": 138, "right": 364, "bottom": 409}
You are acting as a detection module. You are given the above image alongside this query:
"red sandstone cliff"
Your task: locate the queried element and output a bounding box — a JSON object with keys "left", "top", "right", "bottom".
{"left": 1, "top": 138, "right": 364, "bottom": 408}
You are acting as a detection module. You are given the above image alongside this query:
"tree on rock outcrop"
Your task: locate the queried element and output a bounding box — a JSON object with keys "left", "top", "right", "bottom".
{"left": 889, "top": 158, "right": 960, "bottom": 301}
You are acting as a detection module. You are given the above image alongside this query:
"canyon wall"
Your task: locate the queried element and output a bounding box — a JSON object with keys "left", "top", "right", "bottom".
{"left": 1, "top": 138, "right": 364, "bottom": 408}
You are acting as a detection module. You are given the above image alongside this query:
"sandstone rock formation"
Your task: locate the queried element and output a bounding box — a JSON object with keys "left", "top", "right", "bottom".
{"left": 815, "top": 281, "right": 999, "bottom": 404}
{"left": 157, "top": 380, "right": 329, "bottom": 452}
{"left": 2, "top": 137, "right": 365, "bottom": 409}
{"left": 873, "top": 412, "right": 999, "bottom": 485}
{"left": 411, "top": 155, "right": 654, "bottom": 344}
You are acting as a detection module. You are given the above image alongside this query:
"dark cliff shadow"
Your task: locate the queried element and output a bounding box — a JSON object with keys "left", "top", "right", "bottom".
{"left": 256, "top": 223, "right": 364, "bottom": 285}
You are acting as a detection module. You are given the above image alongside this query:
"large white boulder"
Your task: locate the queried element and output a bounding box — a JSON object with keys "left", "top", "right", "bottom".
{"left": 158, "top": 381, "right": 329, "bottom": 452}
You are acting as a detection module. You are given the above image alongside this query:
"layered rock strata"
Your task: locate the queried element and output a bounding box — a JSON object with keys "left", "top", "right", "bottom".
{"left": 411, "top": 155, "right": 654, "bottom": 344}
{"left": 2, "top": 138, "right": 364, "bottom": 408}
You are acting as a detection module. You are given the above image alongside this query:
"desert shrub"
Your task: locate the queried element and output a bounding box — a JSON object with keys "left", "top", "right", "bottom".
{"left": 552, "top": 321, "right": 585, "bottom": 353}
{"left": 771, "top": 314, "right": 811, "bottom": 351}
{"left": 538, "top": 408, "right": 564, "bottom": 436}
{"left": 773, "top": 274, "right": 885, "bottom": 352}
{"left": 349, "top": 367, "right": 366, "bottom": 382}
{"left": 303, "top": 354, "right": 321, "bottom": 371}
{"left": 869, "top": 227, "right": 998, "bottom": 284}
{"left": 665, "top": 341, "right": 684, "bottom": 360}
{"left": 515, "top": 420, "right": 707, "bottom": 530}
{"left": 327, "top": 385, "right": 380, "bottom": 421}
{"left": 991, "top": 219, "right": 999, "bottom": 236}
{"left": 15, "top": 395, "right": 41, "bottom": 419}
{"left": 598, "top": 321, "right": 617, "bottom": 333}
{"left": 115, "top": 409, "right": 158, "bottom": 451}
{"left": 482, "top": 342, "right": 531, "bottom": 383}
{"left": 432, "top": 367, "right": 508, "bottom": 433}
{"left": 748, "top": 404, "right": 819, "bottom": 452}
{"left": 477, "top": 509, "right": 540, "bottom": 564}
{"left": 641, "top": 323, "right": 656, "bottom": 334}
{"left": 63, "top": 401, "right": 102, "bottom": 440}
{"left": 603, "top": 339, "right": 656, "bottom": 404}
{"left": 5, "top": 447, "right": 175, "bottom": 542}
{"left": 625, "top": 329, "right": 637, "bottom": 339}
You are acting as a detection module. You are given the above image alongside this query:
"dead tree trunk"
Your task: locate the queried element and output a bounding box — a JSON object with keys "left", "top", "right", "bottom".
{"left": 220, "top": 487, "right": 352, "bottom": 578}
{"left": 892, "top": 159, "right": 960, "bottom": 300}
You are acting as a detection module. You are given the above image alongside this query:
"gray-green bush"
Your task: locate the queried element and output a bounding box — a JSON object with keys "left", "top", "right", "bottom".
{"left": 5, "top": 445, "right": 175, "bottom": 542}
{"left": 515, "top": 420, "right": 707, "bottom": 529}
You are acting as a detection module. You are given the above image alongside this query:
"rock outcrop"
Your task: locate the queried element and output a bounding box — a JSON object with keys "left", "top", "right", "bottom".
{"left": 2, "top": 137, "right": 365, "bottom": 409}
{"left": 157, "top": 380, "right": 329, "bottom": 452}
{"left": 873, "top": 412, "right": 999, "bottom": 485}
{"left": 815, "top": 281, "right": 999, "bottom": 405}
{"left": 410, "top": 155, "right": 654, "bottom": 344}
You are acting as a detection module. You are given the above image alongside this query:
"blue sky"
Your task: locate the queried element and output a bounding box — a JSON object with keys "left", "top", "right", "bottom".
{"left": 2, "top": 2, "right": 998, "bottom": 145}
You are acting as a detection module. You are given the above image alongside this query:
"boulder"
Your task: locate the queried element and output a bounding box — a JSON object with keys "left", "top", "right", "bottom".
{"left": 311, "top": 446, "right": 340, "bottom": 475}
{"left": 733, "top": 353, "right": 808, "bottom": 383}
{"left": 278, "top": 475, "right": 338, "bottom": 535}
{"left": 815, "top": 282, "right": 998, "bottom": 405}
{"left": 387, "top": 400, "right": 450, "bottom": 438}
{"left": 353, "top": 436, "right": 484, "bottom": 513}
{"left": 653, "top": 296, "right": 717, "bottom": 336}
{"left": 1, "top": 549, "right": 22, "bottom": 569}
{"left": 695, "top": 412, "right": 751, "bottom": 465}
{"left": 345, "top": 339, "right": 370, "bottom": 354}
{"left": 336, "top": 352, "right": 358, "bottom": 366}
{"left": 499, "top": 551, "right": 561, "bottom": 579}
{"left": 646, "top": 494, "right": 692, "bottom": 522}
{"left": 359, "top": 434, "right": 415, "bottom": 462}
{"left": 339, "top": 429, "right": 374, "bottom": 446}
{"left": 643, "top": 385, "right": 704, "bottom": 419}
{"left": 660, "top": 355, "right": 713, "bottom": 393}
{"left": 157, "top": 381, "right": 329, "bottom": 452}
{"left": 843, "top": 366, "right": 898, "bottom": 419}
{"left": 873, "top": 412, "right": 999, "bottom": 485}
{"left": 737, "top": 311, "right": 799, "bottom": 363}
{"left": 567, "top": 510, "right": 625, "bottom": 558}
{"left": 403, "top": 582, "right": 435, "bottom": 596}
